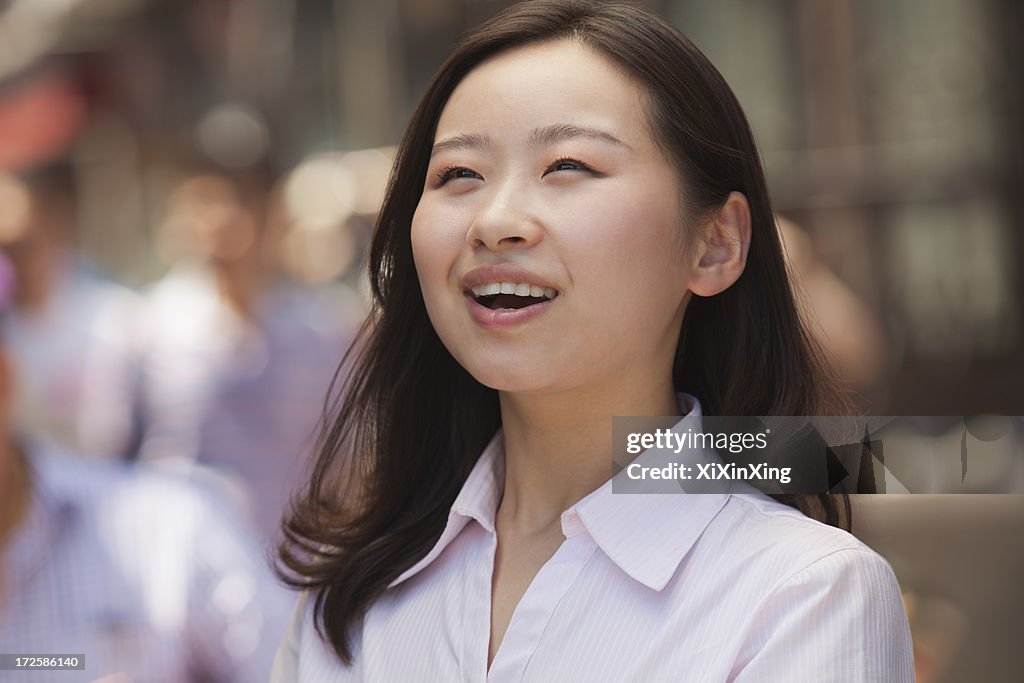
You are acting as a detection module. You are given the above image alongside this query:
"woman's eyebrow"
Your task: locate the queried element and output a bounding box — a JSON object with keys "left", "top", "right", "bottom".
{"left": 528, "top": 123, "right": 630, "bottom": 150}
{"left": 431, "top": 133, "right": 491, "bottom": 158}
{"left": 430, "top": 124, "right": 630, "bottom": 158}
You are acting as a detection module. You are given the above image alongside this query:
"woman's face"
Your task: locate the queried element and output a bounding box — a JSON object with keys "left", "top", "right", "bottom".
{"left": 411, "top": 39, "right": 694, "bottom": 395}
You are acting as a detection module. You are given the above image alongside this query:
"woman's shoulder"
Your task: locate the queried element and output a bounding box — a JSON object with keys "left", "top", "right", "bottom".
{"left": 271, "top": 592, "right": 310, "bottom": 682}
{"left": 271, "top": 591, "right": 365, "bottom": 682}
{"left": 694, "top": 491, "right": 914, "bottom": 680}
{"left": 708, "top": 489, "right": 884, "bottom": 579}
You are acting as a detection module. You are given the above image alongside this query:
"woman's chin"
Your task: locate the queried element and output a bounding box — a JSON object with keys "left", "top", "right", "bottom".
{"left": 465, "top": 364, "right": 554, "bottom": 394}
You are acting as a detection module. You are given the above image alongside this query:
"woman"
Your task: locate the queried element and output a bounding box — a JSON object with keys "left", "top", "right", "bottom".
{"left": 274, "top": 1, "right": 913, "bottom": 680}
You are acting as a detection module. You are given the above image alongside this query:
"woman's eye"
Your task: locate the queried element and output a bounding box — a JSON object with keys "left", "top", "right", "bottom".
{"left": 436, "top": 166, "right": 482, "bottom": 185}
{"left": 544, "top": 157, "right": 594, "bottom": 175}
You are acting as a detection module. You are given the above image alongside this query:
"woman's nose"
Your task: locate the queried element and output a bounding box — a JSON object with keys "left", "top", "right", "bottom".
{"left": 465, "top": 182, "right": 542, "bottom": 251}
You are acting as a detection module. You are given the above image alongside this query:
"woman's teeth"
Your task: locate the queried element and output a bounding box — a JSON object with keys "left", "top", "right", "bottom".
{"left": 470, "top": 282, "right": 557, "bottom": 299}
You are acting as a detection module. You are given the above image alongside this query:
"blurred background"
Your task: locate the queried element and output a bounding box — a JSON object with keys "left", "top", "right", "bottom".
{"left": 1, "top": 0, "right": 1021, "bottom": 412}
{"left": 0, "top": 0, "right": 1021, "bottom": 681}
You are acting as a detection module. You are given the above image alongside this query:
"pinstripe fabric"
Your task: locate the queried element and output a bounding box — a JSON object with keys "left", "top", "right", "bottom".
{"left": 272, "top": 398, "right": 914, "bottom": 682}
{"left": 0, "top": 442, "right": 292, "bottom": 683}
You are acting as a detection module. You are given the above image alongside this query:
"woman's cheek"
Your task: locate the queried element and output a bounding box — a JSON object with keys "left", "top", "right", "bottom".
{"left": 411, "top": 205, "right": 461, "bottom": 319}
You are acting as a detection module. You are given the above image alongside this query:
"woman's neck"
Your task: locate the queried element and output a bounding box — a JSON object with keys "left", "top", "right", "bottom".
{"left": 496, "top": 380, "right": 680, "bottom": 536}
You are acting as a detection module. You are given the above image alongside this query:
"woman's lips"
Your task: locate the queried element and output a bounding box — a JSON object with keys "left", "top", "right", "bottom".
{"left": 464, "top": 291, "right": 556, "bottom": 328}
{"left": 461, "top": 264, "right": 559, "bottom": 293}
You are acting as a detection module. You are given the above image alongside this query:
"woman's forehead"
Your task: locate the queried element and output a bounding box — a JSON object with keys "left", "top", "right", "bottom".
{"left": 434, "top": 40, "right": 650, "bottom": 150}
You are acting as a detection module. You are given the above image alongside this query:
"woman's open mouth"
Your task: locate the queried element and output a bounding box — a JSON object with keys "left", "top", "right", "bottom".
{"left": 469, "top": 282, "right": 558, "bottom": 310}
{"left": 465, "top": 282, "right": 559, "bottom": 327}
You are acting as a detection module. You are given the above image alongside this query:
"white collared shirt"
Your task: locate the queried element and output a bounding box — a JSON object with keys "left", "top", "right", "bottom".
{"left": 272, "top": 397, "right": 913, "bottom": 682}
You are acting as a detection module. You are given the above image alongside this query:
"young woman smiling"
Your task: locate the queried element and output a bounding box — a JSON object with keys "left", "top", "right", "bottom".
{"left": 273, "top": 2, "right": 913, "bottom": 680}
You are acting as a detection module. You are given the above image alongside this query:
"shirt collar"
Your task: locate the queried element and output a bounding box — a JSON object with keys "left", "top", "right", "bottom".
{"left": 561, "top": 394, "right": 732, "bottom": 590}
{"left": 389, "top": 394, "right": 731, "bottom": 592}
{"left": 388, "top": 432, "right": 504, "bottom": 588}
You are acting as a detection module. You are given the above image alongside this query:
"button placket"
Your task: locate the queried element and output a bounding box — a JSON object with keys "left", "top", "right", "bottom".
{"left": 486, "top": 534, "right": 598, "bottom": 682}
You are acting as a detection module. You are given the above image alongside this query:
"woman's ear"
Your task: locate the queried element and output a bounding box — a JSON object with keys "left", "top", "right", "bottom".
{"left": 687, "top": 191, "right": 751, "bottom": 297}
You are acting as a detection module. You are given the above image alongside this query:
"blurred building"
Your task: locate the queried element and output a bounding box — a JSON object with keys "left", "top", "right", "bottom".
{"left": 664, "top": 0, "right": 1024, "bottom": 415}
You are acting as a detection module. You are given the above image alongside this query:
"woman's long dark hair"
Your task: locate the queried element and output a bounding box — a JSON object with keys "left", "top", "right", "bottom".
{"left": 279, "top": 0, "right": 852, "bottom": 665}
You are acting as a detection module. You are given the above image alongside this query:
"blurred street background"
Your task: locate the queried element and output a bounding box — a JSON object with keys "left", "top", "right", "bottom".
{"left": 3, "top": 0, "right": 1022, "bottom": 412}
{"left": 0, "top": 1, "right": 1022, "bottom": 681}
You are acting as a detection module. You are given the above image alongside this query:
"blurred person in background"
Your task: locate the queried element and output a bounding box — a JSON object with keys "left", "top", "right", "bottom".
{"left": 136, "top": 160, "right": 356, "bottom": 543}
{"left": 0, "top": 249, "right": 290, "bottom": 682}
{"left": 0, "top": 164, "right": 141, "bottom": 460}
